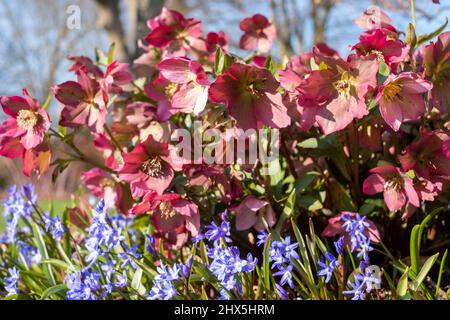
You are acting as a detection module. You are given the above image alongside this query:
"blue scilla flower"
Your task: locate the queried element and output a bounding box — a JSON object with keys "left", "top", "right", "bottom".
{"left": 42, "top": 212, "right": 65, "bottom": 240}
{"left": 119, "top": 243, "right": 142, "bottom": 269}
{"left": 205, "top": 220, "right": 232, "bottom": 245}
{"left": 114, "top": 271, "right": 128, "bottom": 288}
{"left": 269, "top": 236, "right": 299, "bottom": 269}
{"left": 147, "top": 261, "right": 180, "bottom": 300}
{"left": 256, "top": 231, "right": 268, "bottom": 246}
{"left": 2, "top": 184, "right": 36, "bottom": 218}
{"left": 1, "top": 184, "right": 36, "bottom": 243}
{"left": 148, "top": 279, "right": 177, "bottom": 300}
{"left": 273, "top": 264, "right": 294, "bottom": 288}
{"left": 208, "top": 245, "right": 256, "bottom": 296}
{"left": 84, "top": 200, "right": 125, "bottom": 268}
{"left": 65, "top": 270, "right": 101, "bottom": 300}
{"left": 275, "top": 283, "right": 288, "bottom": 300}
{"left": 267, "top": 235, "right": 300, "bottom": 289}
{"left": 334, "top": 236, "right": 344, "bottom": 256}
{"left": 155, "top": 263, "right": 180, "bottom": 282}
{"left": 343, "top": 263, "right": 381, "bottom": 300}
{"left": 317, "top": 251, "right": 340, "bottom": 283}
{"left": 342, "top": 276, "right": 365, "bottom": 300}
{"left": 341, "top": 213, "right": 374, "bottom": 262}
{"left": 180, "top": 255, "right": 193, "bottom": 279}
{"left": 17, "top": 241, "right": 41, "bottom": 266}
{"left": 3, "top": 267, "right": 20, "bottom": 296}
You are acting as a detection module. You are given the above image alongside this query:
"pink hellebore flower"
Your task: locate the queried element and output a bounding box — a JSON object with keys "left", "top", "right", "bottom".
{"left": 363, "top": 165, "right": 420, "bottom": 212}
{"left": 209, "top": 63, "right": 290, "bottom": 130}
{"left": 377, "top": 72, "right": 432, "bottom": 131}
{"left": 352, "top": 28, "right": 409, "bottom": 69}
{"left": 423, "top": 31, "right": 450, "bottom": 113}
{"left": 322, "top": 211, "right": 381, "bottom": 244}
{"left": 81, "top": 168, "right": 134, "bottom": 213}
{"left": 145, "top": 75, "right": 178, "bottom": 121}
{"left": 67, "top": 55, "right": 103, "bottom": 77}
{"left": 354, "top": 6, "right": 394, "bottom": 31}
{"left": 100, "top": 60, "right": 132, "bottom": 94}
{"left": 0, "top": 89, "right": 51, "bottom": 150}
{"left": 296, "top": 55, "right": 378, "bottom": 134}
{"left": 231, "top": 195, "right": 276, "bottom": 231}
{"left": 130, "top": 192, "right": 200, "bottom": 247}
{"left": 205, "top": 31, "right": 229, "bottom": 61}
{"left": 145, "top": 7, "right": 202, "bottom": 57}
{"left": 239, "top": 14, "right": 276, "bottom": 53}
{"left": 157, "top": 57, "right": 210, "bottom": 115}
{"left": 278, "top": 53, "right": 313, "bottom": 92}
{"left": 118, "top": 135, "right": 182, "bottom": 197}
{"left": 398, "top": 129, "right": 450, "bottom": 181}
{"left": 53, "top": 70, "right": 107, "bottom": 133}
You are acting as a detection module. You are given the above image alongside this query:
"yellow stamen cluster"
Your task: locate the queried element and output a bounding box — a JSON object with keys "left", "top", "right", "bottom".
{"left": 16, "top": 109, "right": 40, "bottom": 131}
{"left": 141, "top": 157, "right": 163, "bottom": 177}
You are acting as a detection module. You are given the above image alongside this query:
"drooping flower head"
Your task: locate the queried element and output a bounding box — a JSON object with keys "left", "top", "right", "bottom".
{"left": 53, "top": 70, "right": 107, "bottom": 133}
{"left": 209, "top": 63, "right": 290, "bottom": 130}
{"left": 156, "top": 57, "right": 210, "bottom": 116}
{"left": 398, "top": 129, "right": 450, "bottom": 181}
{"left": 118, "top": 135, "right": 182, "bottom": 197}
{"left": 239, "top": 14, "right": 276, "bottom": 53}
{"left": 231, "top": 195, "right": 276, "bottom": 231}
{"left": 363, "top": 165, "right": 420, "bottom": 212}
{"left": 296, "top": 54, "right": 378, "bottom": 134}
{"left": 423, "top": 31, "right": 450, "bottom": 113}
{"left": 376, "top": 72, "right": 432, "bottom": 131}
{"left": 145, "top": 7, "right": 203, "bottom": 57}
{"left": 352, "top": 28, "right": 409, "bottom": 69}
{"left": 130, "top": 192, "right": 200, "bottom": 248}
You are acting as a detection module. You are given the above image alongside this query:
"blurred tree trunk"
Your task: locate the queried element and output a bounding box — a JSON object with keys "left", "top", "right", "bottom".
{"left": 128, "top": 0, "right": 165, "bottom": 61}
{"left": 311, "top": 0, "right": 335, "bottom": 45}
{"left": 96, "top": 0, "right": 129, "bottom": 61}
{"left": 95, "top": 0, "right": 189, "bottom": 62}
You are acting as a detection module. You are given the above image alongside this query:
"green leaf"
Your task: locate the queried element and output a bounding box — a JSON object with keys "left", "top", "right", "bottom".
{"left": 275, "top": 189, "right": 296, "bottom": 233}
{"left": 131, "top": 267, "right": 146, "bottom": 295}
{"left": 397, "top": 267, "right": 410, "bottom": 299}
{"left": 40, "top": 259, "right": 73, "bottom": 271}
{"left": 264, "top": 56, "right": 279, "bottom": 79}
{"left": 107, "top": 42, "right": 116, "bottom": 64}
{"left": 32, "top": 222, "right": 56, "bottom": 286}
{"left": 412, "top": 253, "right": 439, "bottom": 291}
{"left": 405, "top": 23, "right": 417, "bottom": 47}
{"left": 436, "top": 249, "right": 448, "bottom": 298}
{"left": 40, "top": 284, "right": 67, "bottom": 300}
{"left": 262, "top": 233, "right": 272, "bottom": 296}
{"left": 214, "top": 47, "right": 233, "bottom": 75}
{"left": 417, "top": 17, "right": 448, "bottom": 45}
{"left": 42, "top": 94, "right": 52, "bottom": 110}
{"left": 410, "top": 224, "right": 421, "bottom": 275}
{"left": 297, "top": 137, "right": 318, "bottom": 149}
{"left": 378, "top": 61, "right": 390, "bottom": 77}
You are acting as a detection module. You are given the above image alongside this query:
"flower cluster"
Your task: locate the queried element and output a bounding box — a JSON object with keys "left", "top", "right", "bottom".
{"left": 1, "top": 184, "right": 36, "bottom": 243}
{"left": 0, "top": 3, "right": 449, "bottom": 301}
